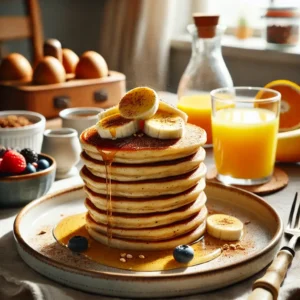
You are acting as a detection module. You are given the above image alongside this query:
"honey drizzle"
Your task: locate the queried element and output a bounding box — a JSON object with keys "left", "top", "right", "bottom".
{"left": 96, "top": 149, "right": 117, "bottom": 245}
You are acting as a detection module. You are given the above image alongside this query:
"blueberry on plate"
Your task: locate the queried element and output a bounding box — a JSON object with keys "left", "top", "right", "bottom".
{"left": 173, "top": 245, "right": 194, "bottom": 263}
{"left": 37, "top": 159, "right": 50, "bottom": 170}
{"left": 68, "top": 236, "right": 89, "bottom": 252}
{"left": 24, "top": 163, "right": 36, "bottom": 174}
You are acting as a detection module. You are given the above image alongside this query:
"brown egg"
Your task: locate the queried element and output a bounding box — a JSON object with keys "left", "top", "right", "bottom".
{"left": 62, "top": 48, "right": 79, "bottom": 74}
{"left": 75, "top": 51, "right": 108, "bottom": 79}
{"left": 0, "top": 53, "right": 32, "bottom": 81}
{"left": 33, "top": 56, "right": 66, "bottom": 85}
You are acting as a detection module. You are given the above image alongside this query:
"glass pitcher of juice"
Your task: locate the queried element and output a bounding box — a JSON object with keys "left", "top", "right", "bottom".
{"left": 177, "top": 14, "right": 233, "bottom": 146}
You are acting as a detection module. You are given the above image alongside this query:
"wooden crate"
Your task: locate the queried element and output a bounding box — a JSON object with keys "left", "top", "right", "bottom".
{"left": 0, "top": 71, "right": 126, "bottom": 118}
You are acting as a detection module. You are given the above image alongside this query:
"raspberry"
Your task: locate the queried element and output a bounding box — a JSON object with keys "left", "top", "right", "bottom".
{"left": 0, "top": 150, "right": 26, "bottom": 174}
{"left": 20, "top": 148, "right": 38, "bottom": 164}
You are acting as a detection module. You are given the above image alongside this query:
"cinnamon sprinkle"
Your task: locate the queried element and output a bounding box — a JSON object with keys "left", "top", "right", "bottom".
{"left": 216, "top": 217, "right": 235, "bottom": 226}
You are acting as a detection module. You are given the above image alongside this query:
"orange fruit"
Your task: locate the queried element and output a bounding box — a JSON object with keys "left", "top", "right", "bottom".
{"left": 264, "top": 80, "right": 300, "bottom": 132}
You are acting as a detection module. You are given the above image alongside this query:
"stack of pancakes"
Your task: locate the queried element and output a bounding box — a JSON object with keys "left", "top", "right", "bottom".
{"left": 80, "top": 123, "right": 207, "bottom": 250}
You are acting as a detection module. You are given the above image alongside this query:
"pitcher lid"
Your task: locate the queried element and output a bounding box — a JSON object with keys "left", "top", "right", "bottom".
{"left": 192, "top": 14, "right": 220, "bottom": 38}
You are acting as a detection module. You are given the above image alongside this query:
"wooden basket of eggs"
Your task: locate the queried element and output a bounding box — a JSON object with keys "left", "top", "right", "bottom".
{"left": 0, "top": 39, "right": 126, "bottom": 118}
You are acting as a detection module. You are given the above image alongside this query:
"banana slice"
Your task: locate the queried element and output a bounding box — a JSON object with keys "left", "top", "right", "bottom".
{"left": 159, "top": 101, "right": 188, "bottom": 123}
{"left": 206, "top": 214, "right": 243, "bottom": 241}
{"left": 119, "top": 87, "right": 159, "bottom": 120}
{"left": 96, "top": 113, "right": 139, "bottom": 139}
{"left": 98, "top": 105, "right": 119, "bottom": 120}
{"left": 144, "top": 109, "right": 185, "bottom": 139}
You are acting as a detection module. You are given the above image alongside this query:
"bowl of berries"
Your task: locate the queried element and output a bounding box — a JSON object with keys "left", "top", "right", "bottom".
{"left": 0, "top": 147, "right": 56, "bottom": 207}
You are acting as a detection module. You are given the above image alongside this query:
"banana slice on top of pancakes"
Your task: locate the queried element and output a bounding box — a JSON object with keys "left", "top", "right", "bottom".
{"left": 96, "top": 87, "right": 188, "bottom": 140}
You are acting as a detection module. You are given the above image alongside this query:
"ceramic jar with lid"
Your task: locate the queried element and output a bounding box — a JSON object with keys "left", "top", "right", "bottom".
{"left": 263, "top": 6, "right": 300, "bottom": 46}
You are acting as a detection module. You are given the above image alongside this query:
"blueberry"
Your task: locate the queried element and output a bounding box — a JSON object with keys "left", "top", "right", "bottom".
{"left": 38, "top": 159, "right": 50, "bottom": 170}
{"left": 173, "top": 245, "right": 194, "bottom": 263}
{"left": 68, "top": 236, "right": 88, "bottom": 252}
{"left": 24, "top": 163, "right": 36, "bottom": 174}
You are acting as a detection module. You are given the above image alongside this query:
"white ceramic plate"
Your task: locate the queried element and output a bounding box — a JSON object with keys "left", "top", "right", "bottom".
{"left": 14, "top": 182, "right": 283, "bottom": 298}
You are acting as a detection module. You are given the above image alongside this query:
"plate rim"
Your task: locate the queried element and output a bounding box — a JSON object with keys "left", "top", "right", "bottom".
{"left": 13, "top": 181, "right": 283, "bottom": 281}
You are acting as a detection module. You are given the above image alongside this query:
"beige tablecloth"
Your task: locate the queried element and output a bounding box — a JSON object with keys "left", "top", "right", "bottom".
{"left": 1, "top": 153, "right": 300, "bottom": 300}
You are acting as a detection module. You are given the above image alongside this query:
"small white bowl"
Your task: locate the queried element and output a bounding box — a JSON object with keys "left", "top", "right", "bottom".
{"left": 0, "top": 110, "right": 46, "bottom": 153}
{"left": 59, "top": 107, "right": 103, "bottom": 135}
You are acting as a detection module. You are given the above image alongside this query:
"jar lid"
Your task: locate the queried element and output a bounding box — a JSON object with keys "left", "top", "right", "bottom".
{"left": 264, "top": 6, "right": 300, "bottom": 18}
{"left": 193, "top": 14, "right": 220, "bottom": 38}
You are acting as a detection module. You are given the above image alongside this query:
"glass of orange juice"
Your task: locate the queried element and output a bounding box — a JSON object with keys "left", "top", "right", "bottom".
{"left": 211, "top": 87, "right": 281, "bottom": 186}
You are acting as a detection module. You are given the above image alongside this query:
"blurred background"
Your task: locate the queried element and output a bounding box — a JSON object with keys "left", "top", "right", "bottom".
{"left": 1, "top": 0, "right": 300, "bottom": 92}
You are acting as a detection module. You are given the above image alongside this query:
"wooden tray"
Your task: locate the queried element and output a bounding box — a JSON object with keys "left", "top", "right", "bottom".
{"left": 0, "top": 71, "right": 126, "bottom": 118}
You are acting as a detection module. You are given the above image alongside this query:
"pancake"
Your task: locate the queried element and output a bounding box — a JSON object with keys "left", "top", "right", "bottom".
{"left": 80, "top": 164, "right": 207, "bottom": 198}
{"left": 84, "top": 181, "right": 206, "bottom": 213}
{"left": 80, "top": 112, "right": 208, "bottom": 250}
{"left": 86, "top": 205, "right": 207, "bottom": 241}
{"left": 80, "top": 123, "right": 206, "bottom": 164}
{"left": 85, "top": 196, "right": 206, "bottom": 229}
{"left": 81, "top": 147, "right": 205, "bottom": 181}
{"left": 86, "top": 220, "right": 206, "bottom": 250}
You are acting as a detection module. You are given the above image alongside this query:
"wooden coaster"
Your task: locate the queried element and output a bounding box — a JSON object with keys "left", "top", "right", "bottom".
{"left": 206, "top": 167, "right": 289, "bottom": 195}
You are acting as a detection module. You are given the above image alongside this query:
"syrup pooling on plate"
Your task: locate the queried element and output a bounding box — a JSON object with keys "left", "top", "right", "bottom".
{"left": 53, "top": 213, "right": 222, "bottom": 271}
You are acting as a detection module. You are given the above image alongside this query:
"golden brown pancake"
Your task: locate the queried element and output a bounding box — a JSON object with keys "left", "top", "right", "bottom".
{"left": 80, "top": 123, "right": 206, "bottom": 163}
{"left": 85, "top": 196, "right": 206, "bottom": 229}
{"left": 80, "top": 164, "right": 206, "bottom": 198}
{"left": 81, "top": 147, "right": 205, "bottom": 181}
{"left": 86, "top": 221, "right": 206, "bottom": 250}
{"left": 86, "top": 205, "right": 207, "bottom": 241}
{"left": 84, "top": 182, "right": 206, "bottom": 213}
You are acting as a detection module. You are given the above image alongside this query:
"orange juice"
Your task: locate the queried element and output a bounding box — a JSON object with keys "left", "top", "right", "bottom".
{"left": 212, "top": 108, "right": 279, "bottom": 179}
{"left": 177, "top": 95, "right": 212, "bottom": 144}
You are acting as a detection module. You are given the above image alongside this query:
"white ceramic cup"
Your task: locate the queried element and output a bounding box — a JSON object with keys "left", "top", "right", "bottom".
{"left": 59, "top": 107, "right": 103, "bottom": 136}
{"left": 42, "top": 128, "right": 81, "bottom": 179}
